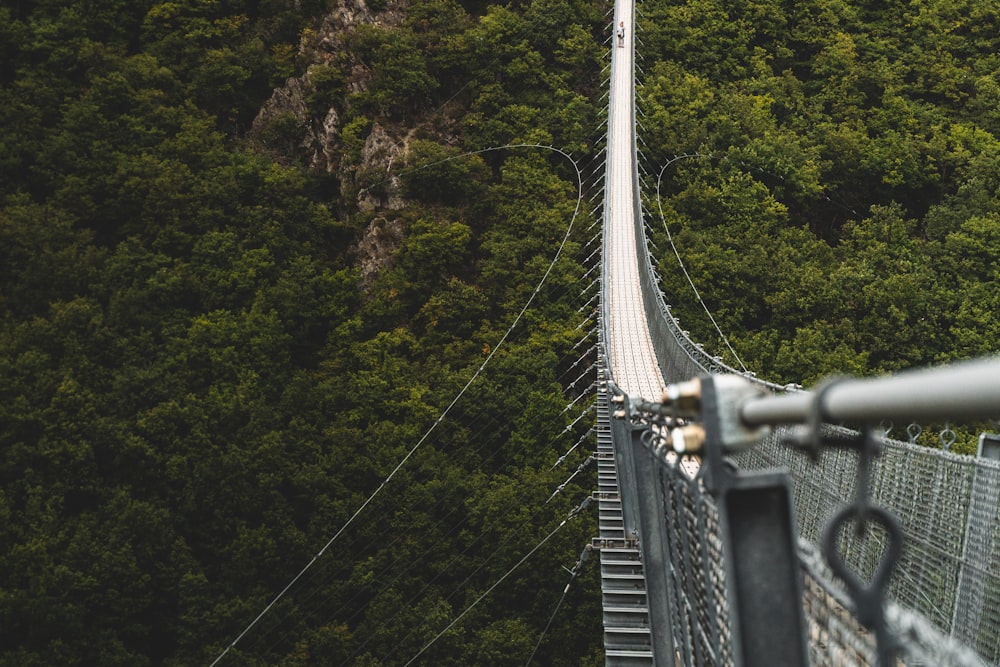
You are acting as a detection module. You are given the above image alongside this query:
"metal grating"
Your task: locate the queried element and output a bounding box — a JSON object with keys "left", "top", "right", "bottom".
{"left": 594, "top": 367, "right": 654, "bottom": 665}
{"left": 737, "top": 429, "right": 1000, "bottom": 665}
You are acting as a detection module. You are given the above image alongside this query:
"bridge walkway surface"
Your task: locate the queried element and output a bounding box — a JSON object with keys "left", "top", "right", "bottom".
{"left": 597, "top": 0, "right": 665, "bottom": 662}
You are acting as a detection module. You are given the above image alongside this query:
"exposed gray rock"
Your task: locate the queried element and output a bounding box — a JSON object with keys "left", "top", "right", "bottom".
{"left": 257, "top": 74, "right": 309, "bottom": 122}
{"left": 311, "top": 0, "right": 372, "bottom": 52}
{"left": 251, "top": 0, "right": 414, "bottom": 286}
{"left": 313, "top": 97, "right": 341, "bottom": 172}
{"left": 357, "top": 123, "right": 406, "bottom": 212}
{"left": 251, "top": 0, "right": 411, "bottom": 177}
{"left": 354, "top": 216, "right": 406, "bottom": 288}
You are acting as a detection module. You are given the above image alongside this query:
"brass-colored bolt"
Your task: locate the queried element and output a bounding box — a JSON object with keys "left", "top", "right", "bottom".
{"left": 671, "top": 424, "right": 706, "bottom": 454}
{"left": 662, "top": 378, "right": 702, "bottom": 415}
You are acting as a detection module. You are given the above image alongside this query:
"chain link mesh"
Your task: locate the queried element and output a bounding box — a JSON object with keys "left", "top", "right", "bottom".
{"left": 635, "top": 424, "right": 995, "bottom": 666}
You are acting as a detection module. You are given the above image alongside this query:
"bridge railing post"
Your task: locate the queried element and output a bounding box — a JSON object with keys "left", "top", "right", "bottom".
{"left": 697, "top": 376, "right": 811, "bottom": 667}
{"left": 950, "top": 450, "right": 1000, "bottom": 649}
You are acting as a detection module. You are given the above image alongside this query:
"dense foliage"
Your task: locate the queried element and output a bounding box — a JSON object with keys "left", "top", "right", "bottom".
{"left": 637, "top": 0, "right": 1000, "bottom": 452}
{"left": 0, "top": 0, "right": 605, "bottom": 664}
{"left": 6, "top": 0, "right": 999, "bottom": 663}
{"left": 637, "top": 2, "right": 1000, "bottom": 374}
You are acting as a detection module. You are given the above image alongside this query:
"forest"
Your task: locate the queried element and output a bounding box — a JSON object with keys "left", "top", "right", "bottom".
{"left": 639, "top": 1, "right": 1000, "bottom": 400}
{"left": 2, "top": 0, "right": 999, "bottom": 664}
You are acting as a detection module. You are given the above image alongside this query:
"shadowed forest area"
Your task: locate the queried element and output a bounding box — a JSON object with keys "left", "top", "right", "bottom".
{"left": 1, "top": 0, "right": 605, "bottom": 664}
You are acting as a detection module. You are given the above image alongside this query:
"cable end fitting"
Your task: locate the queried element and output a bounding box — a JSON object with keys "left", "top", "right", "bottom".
{"left": 711, "top": 374, "right": 771, "bottom": 452}
{"left": 671, "top": 424, "right": 706, "bottom": 454}
{"left": 662, "top": 378, "right": 702, "bottom": 417}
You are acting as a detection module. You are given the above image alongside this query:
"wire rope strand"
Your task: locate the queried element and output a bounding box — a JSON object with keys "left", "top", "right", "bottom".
{"left": 284, "top": 279, "right": 596, "bottom": 652}
{"left": 209, "top": 143, "right": 587, "bottom": 666}
{"left": 400, "top": 498, "right": 592, "bottom": 666}
{"left": 335, "top": 406, "right": 596, "bottom": 665}
{"left": 339, "top": 384, "right": 597, "bottom": 662}
{"left": 257, "top": 372, "right": 594, "bottom": 661}
{"left": 525, "top": 574, "right": 574, "bottom": 667}
{"left": 652, "top": 154, "right": 749, "bottom": 373}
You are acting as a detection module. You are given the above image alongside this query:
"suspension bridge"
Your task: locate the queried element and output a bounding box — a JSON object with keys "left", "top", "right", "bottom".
{"left": 596, "top": 0, "right": 1000, "bottom": 664}
{"left": 210, "top": 0, "right": 1000, "bottom": 662}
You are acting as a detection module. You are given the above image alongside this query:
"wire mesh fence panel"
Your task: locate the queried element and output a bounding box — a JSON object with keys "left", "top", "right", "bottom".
{"left": 653, "top": 457, "right": 732, "bottom": 665}
{"left": 736, "top": 429, "right": 1000, "bottom": 666}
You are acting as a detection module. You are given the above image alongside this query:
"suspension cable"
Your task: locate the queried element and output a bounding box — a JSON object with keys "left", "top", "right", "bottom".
{"left": 524, "top": 543, "right": 593, "bottom": 666}
{"left": 209, "top": 143, "right": 586, "bottom": 666}
{"left": 401, "top": 496, "right": 594, "bottom": 666}
{"left": 652, "top": 154, "right": 750, "bottom": 372}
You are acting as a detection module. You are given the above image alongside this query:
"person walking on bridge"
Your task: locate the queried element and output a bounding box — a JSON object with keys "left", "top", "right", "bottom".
{"left": 617, "top": 21, "right": 625, "bottom": 47}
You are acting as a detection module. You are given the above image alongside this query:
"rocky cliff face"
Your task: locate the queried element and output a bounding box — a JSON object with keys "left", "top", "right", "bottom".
{"left": 252, "top": 0, "right": 409, "bottom": 173}
{"left": 354, "top": 215, "right": 406, "bottom": 288}
{"left": 251, "top": 0, "right": 414, "bottom": 287}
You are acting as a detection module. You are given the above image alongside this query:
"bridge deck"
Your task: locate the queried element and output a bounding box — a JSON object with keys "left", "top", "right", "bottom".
{"left": 597, "top": 2, "right": 665, "bottom": 664}
{"left": 605, "top": 6, "right": 665, "bottom": 402}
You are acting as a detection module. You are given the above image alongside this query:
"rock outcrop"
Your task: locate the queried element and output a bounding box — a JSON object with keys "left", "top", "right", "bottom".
{"left": 354, "top": 215, "right": 406, "bottom": 289}
{"left": 250, "top": 0, "right": 415, "bottom": 286}
{"left": 250, "top": 0, "right": 409, "bottom": 187}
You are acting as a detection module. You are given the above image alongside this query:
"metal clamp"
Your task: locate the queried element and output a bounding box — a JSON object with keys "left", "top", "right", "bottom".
{"left": 781, "top": 377, "right": 846, "bottom": 459}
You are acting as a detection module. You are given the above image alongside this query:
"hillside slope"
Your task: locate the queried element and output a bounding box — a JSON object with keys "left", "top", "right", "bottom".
{"left": 0, "top": 0, "right": 606, "bottom": 664}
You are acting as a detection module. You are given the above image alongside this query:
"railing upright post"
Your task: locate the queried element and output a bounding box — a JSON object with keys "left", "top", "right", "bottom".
{"left": 626, "top": 415, "right": 676, "bottom": 663}
{"left": 699, "top": 376, "right": 810, "bottom": 667}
